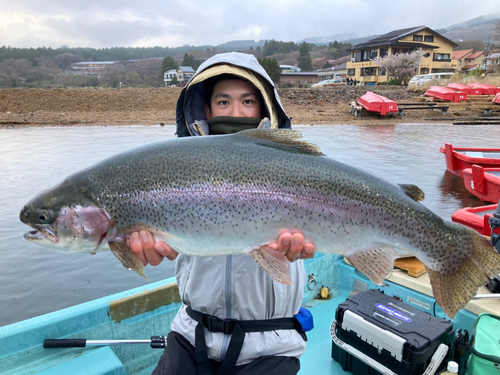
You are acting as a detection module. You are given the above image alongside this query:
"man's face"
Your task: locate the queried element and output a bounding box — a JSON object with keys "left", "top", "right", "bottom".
{"left": 204, "top": 79, "right": 262, "bottom": 119}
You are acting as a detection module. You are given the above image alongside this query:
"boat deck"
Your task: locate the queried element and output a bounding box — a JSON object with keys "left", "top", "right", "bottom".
{"left": 1, "top": 255, "right": 499, "bottom": 375}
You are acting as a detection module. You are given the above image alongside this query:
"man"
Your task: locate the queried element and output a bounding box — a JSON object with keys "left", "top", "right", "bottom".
{"left": 130, "top": 52, "right": 315, "bottom": 375}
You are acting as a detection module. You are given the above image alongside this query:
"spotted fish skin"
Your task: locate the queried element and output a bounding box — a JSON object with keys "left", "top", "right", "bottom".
{"left": 20, "top": 129, "right": 500, "bottom": 318}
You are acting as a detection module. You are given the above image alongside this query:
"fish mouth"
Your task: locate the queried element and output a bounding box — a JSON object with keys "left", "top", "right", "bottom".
{"left": 24, "top": 227, "right": 59, "bottom": 243}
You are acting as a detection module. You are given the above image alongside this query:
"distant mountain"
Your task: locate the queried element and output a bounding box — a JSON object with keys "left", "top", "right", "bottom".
{"left": 217, "top": 13, "right": 499, "bottom": 52}
{"left": 216, "top": 40, "right": 267, "bottom": 50}
{"left": 444, "top": 13, "right": 500, "bottom": 30}
{"left": 297, "top": 32, "right": 358, "bottom": 45}
{"left": 441, "top": 17, "right": 500, "bottom": 44}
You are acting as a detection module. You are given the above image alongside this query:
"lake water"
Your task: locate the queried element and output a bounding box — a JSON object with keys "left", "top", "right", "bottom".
{"left": 1, "top": 123, "right": 499, "bottom": 327}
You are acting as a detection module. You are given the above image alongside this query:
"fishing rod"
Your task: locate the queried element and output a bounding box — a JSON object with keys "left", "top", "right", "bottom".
{"left": 43, "top": 335, "right": 166, "bottom": 349}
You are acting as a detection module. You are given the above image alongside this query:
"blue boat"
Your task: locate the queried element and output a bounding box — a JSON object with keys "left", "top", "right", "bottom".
{"left": 1, "top": 253, "right": 498, "bottom": 374}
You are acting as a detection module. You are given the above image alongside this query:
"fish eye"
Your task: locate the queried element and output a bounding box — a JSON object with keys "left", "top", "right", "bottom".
{"left": 35, "top": 210, "right": 50, "bottom": 224}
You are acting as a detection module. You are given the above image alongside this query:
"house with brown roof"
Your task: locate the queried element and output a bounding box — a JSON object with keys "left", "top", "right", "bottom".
{"left": 346, "top": 26, "right": 458, "bottom": 84}
{"left": 452, "top": 50, "right": 486, "bottom": 72}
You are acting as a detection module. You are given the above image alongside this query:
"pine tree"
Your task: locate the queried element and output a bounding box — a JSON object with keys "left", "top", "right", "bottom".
{"left": 160, "top": 56, "right": 178, "bottom": 73}
{"left": 297, "top": 42, "right": 312, "bottom": 71}
{"left": 258, "top": 57, "right": 281, "bottom": 82}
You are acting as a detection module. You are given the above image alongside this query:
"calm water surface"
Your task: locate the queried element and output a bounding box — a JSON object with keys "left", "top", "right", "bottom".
{"left": 1, "top": 123, "right": 499, "bottom": 326}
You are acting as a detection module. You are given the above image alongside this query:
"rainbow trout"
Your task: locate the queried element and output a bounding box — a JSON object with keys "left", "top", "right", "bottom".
{"left": 20, "top": 129, "right": 500, "bottom": 318}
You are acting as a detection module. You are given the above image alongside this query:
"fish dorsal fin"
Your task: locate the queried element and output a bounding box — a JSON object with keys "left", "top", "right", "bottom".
{"left": 398, "top": 184, "right": 425, "bottom": 202}
{"left": 237, "top": 129, "right": 325, "bottom": 156}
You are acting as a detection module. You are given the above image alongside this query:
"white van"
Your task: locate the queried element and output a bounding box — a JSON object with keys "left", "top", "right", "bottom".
{"left": 408, "top": 74, "right": 425, "bottom": 87}
{"left": 418, "top": 72, "right": 454, "bottom": 86}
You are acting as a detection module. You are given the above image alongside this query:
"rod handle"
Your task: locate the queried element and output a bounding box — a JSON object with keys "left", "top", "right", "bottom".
{"left": 44, "top": 339, "right": 86, "bottom": 348}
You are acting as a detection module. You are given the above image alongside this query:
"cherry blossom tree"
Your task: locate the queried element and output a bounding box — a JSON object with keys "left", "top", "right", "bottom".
{"left": 373, "top": 49, "right": 425, "bottom": 84}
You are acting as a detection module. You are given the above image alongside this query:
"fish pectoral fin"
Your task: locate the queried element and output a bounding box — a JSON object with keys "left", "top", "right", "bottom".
{"left": 344, "top": 246, "right": 400, "bottom": 285}
{"left": 249, "top": 247, "right": 292, "bottom": 285}
{"left": 109, "top": 241, "right": 147, "bottom": 279}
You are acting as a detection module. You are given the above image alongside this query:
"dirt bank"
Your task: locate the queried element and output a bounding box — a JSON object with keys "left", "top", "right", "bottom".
{"left": 0, "top": 86, "right": 469, "bottom": 127}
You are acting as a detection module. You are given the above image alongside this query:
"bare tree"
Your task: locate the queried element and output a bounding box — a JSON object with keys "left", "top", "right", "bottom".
{"left": 135, "top": 59, "right": 163, "bottom": 87}
{"left": 373, "top": 49, "right": 425, "bottom": 84}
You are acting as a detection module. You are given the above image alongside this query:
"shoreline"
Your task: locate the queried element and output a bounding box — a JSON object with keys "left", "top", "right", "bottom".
{"left": 0, "top": 86, "right": 464, "bottom": 128}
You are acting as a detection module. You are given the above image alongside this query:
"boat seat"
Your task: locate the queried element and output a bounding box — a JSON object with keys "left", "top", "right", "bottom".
{"left": 35, "top": 346, "right": 126, "bottom": 375}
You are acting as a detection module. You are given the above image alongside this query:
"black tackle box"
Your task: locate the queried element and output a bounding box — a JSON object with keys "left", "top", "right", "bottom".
{"left": 331, "top": 289, "right": 455, "bottom": 375}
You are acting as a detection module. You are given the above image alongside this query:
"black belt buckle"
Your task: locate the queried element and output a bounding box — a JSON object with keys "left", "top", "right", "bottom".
{"left": 202, "top": 315, "right": 236, "bottom": 334}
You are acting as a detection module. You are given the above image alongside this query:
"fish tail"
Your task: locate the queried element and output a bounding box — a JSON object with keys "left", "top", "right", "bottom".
{"left": 109, "top": 242, "right": 147, "bottom": 279}
{"left": 427, "top": 232, "right": 500, "bottom": 318}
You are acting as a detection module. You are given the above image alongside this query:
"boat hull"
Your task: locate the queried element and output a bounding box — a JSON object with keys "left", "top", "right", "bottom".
{"left": 452, "top": 204, "right": 500, "bottom": 236}
{"left": 357, "top": 91, "right": 398, "bottom": 116}
{"left": 468, "top": 83, "right": 500, "bottom": 96}
{"left": 424, "top": 86, "right": 468, "bottom": 103}
{"left": 462, "top": 166, "right": 500, "bottom": 203}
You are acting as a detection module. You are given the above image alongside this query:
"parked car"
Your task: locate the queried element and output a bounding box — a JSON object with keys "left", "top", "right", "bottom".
{"left": 312, "top": 77, "right": 347, "bottom": 88}
{"left": 419, "top": 72, "right": 454, "bottom": 86}
{"left": 408, "top": 74, "right": 425, "bottom": 87}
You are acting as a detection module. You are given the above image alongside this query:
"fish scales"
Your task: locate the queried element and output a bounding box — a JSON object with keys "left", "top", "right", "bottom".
{"left": 20, "top": 129, "right": 500, "bottom": 318}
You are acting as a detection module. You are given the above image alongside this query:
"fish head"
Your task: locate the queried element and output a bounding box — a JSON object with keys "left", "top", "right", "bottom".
{"left": 20, "top": 179, "right": 114, "bottom": 253}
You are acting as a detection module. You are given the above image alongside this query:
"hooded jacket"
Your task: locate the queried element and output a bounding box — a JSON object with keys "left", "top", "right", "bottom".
{"left": 171, "top": 52, "right": 306, "bottom": 365}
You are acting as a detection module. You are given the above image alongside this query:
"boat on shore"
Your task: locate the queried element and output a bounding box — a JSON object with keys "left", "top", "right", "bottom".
{"left": 462, "top": 165, "right": 500, "bottom": 203}
{"left": 446, "top": 83, "right": 482, "bottom": 96}
{"left": 440, "top": 143, "right": 500, "bottom": 176}
{"left": 357, "top": 91, "right": 398, "bottom": 116}
{"left": 424, "top": 86, "right": 468, "bottom": 103}
{"left": 467, "top": 83, "right": 500, "bottom": 96}
{"left": 1, "top": 251, "right": 498, "bottom": 375}
{"left": 494, "top": 92, "right": 500, "bottom": 105}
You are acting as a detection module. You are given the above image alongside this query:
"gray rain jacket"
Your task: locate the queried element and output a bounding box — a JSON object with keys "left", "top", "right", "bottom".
{"left": 171, "top": 52, "right": 307, "bottom": 365}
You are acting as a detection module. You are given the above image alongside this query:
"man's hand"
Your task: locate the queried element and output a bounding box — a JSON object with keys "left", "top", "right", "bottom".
{"left": 128, "top": 229, "right": 315, "bottom": 266}
{"left": 267, "top": 230, "right": 315, "bottom": 262}
{"left": 127, "top": 230, "right": 178, "bottom": 266}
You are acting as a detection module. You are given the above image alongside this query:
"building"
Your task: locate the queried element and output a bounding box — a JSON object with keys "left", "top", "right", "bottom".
{"left": 484, "top": 52, "right": 500, "bottom": 71}
{"left": 346, "top": 26, "right": 458, "bottom": 84}
{"left": 317, "top": 62, "right": 348, "bottom": 82}
{"left": 452, "top": 50, "right": 486, "bottom": 72}
{"left": 177, "top": 66, "right": 196, "bottom": 87}
{"left": 279, "top": 72, "right": 319, "bottom": 84}
{"left": 163, "top": 69, "right": 177, "bottom": 87}
{"left": 279, "top": 65, "right": 301, "bottom": 72}
{"left": 72, "top": 61, "right": 118, "bottom": 75}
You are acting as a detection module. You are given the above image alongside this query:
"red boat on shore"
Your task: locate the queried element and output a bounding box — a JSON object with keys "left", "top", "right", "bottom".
{"left": 494, "top": 92, "right": 500, "bottom": 104}
{"left": 467, "top": 83, "right": 500, "bottom": 95}
{"left": 424, "top": 86, "right": 468, "bottom": 103}
{"left": 452, "top": 204, "right": 500, "bottom": 236}
{"left": 446, "top": 83, "right": 482, "bottom": 95}
{"left": 357, "top": 91, "right": 398, "bottom": 116}
{"left": 462, "top": 165, "right": 500, "bottom": 203}
{"left": 440, "top": 143, "right": 500, "bottom": 176}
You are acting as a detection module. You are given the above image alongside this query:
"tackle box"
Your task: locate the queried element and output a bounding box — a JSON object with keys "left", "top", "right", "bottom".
{"left": 331, "top": 289, "right": 455, "bottom": 375}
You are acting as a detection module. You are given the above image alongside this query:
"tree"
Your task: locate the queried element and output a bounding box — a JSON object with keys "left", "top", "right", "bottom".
{"left": 373, "top": 49, "right": 424, "bottom": 84}
{"left": 181, "top": 53, "right": 201, "bottom": 70}
{"left": 258, "top": 57, "right": 281, "bottom": 82}
{"left": 160, "top": 56, "right": 179, "bottom": 73}
{"left": 297, "top": 42, "right": 312, "bottom": 71}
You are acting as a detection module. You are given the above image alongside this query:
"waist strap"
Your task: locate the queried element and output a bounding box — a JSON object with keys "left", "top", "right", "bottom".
{"left": 185, "top": 306, "right": 303, "bottom": 375}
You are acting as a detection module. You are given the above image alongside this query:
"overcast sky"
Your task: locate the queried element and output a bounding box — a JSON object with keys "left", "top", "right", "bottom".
{"left": 0, "top": 0, "right": 498, "bottom": 49}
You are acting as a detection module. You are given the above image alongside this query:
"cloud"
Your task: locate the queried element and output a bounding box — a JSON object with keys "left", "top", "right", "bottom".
{"left": 0, "top": 0, "right": 498, "bottom": 48}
